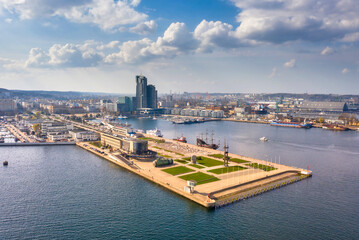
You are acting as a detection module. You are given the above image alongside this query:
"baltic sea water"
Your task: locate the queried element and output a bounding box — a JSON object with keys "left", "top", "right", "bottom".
{"left": 1, "top": 119, "right": 358, "bottom": 239}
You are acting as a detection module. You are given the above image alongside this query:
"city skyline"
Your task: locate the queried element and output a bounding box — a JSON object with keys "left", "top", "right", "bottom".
{"left": 0, "top": 0, "right": 358, "bottom": 94}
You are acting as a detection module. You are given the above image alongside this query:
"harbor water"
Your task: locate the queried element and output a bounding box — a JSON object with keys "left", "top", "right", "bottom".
{"left": 1, "top": 119, "right": 359, "bottom": 239}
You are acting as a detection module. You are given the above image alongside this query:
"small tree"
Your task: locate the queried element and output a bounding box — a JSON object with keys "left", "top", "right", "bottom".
{"left": 33, "top": 123, "right": 41, "bottom": 133}
{"left": 318, "top": 117, "right": 325, "bottom": 123}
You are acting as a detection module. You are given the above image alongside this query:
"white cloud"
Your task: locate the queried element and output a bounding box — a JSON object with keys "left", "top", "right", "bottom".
{"left": 96, "top": 41, "right": 121, "bottom": 50}
{"left": 106, "top": 22, "right": 198, "bottom": 64}
{"left": 284, "top": 59, "right": 296, "bottom": 68}
{"left": 130, "top": 20, "right": 157, "bottom": 35}
{"left": 321, "top": 46, "right": 335, "bottom": 55}
{"left": 341, "top": 32, "right": 359, "bottom": 42}
{"left": 24, "top": 42, "right": 104, "bottom": 68}
{"left": 0, "top": 0, "right": 147, "bottom": 31}
{"left": 5, "top": 18, "right": 12, "bottom": 23}
{"left": 231, "top": 0, "right": 359, "bottom": 43}
{"left": 193, "top": 20, "right": 246, "bottom": 52}
{"left": 342, "top": 68, "right": 349, "bottom": 74}
{"left": 269, "top": 67, "right": 277, "bottom": 78}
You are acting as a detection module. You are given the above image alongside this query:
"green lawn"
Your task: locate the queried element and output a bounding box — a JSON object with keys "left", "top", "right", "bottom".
{"left": 179, "top": 172, "right": 220, "bottom": 185}
{"left": 89, "top": 141, "right": 103, "bottom": 148}
{"left": 189, "top": 164, "right": 205, "bottom": 169}
{"left": 157, "top": 153, "right": 172, "bottom": 158}
{"left": 208, "top": 166, "right": 247, "bottom": 175}
{"left": 246, "top": 163, "right": 277, "bottom": 171}
{"left": 139, "top": 137, "right": 165, "bottom": 143}
{"left": 183, "top": 156, "right": 223, "bottom": 167}
{"left": 208, "top": 154, "right": 249, "bottom": 164}
{"left": 209, "top": 154, "right": 224, "bottom": 158}
{"left": 162, "top": 166, "right": 194, "bottom": 176}
{"left": 230, "top": 158, "right": 249, "bottom": 164}
{"left": 174, "top": 159, "right": 188, "bottom": 164}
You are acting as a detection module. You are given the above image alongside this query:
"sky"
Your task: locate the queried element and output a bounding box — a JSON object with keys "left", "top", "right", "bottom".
{"left": 0, "top": 0, "right": 358, "bottom": 94}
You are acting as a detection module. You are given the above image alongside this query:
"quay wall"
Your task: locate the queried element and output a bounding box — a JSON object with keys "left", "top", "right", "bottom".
{"left": 0, "top": 142, "right": 76, "bottom": 147}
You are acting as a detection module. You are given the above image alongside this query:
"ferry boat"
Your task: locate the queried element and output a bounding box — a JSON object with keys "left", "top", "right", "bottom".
{"left": 118, "top": 115, "right": 128, "bottom": 119}
{"left": 270, "top": 120, "right": 312, "bottom": 129}
{"left": 146, "top": 129, "right": 163, "bottom": 137}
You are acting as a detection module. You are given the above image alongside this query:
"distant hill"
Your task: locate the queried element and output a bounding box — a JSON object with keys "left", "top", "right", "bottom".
{"left": 0, "top": 88, "right": 122, "bottom": 99}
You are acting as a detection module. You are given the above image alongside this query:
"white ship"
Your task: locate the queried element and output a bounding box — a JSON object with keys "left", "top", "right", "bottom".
{"left": 259, "top": 137, "right": 268, "bottom": 142}
{"left": 146, "top": 129, "right": 163, "bottom": 137}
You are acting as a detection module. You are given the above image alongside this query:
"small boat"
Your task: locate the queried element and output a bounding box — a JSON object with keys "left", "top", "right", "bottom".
{"left": 259, "top": 137, "right": 268, "bottom": 142}
{"left": 3, "top": 161, "right": 8, "bottom": 166}
{"left": 174, "top": 136, "right": 187, "bottom": 143}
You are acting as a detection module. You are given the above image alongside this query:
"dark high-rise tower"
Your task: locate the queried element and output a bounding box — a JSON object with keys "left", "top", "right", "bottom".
{"left": 136, "top": 75, "right": 147, "bottom": 109}
{"left": 147, "top": 84, "right": 157, "bottom": 109}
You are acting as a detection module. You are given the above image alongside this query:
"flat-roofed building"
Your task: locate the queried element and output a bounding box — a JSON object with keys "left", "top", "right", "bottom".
{"left": 101, "top": 133, "right": 148, "bottom": 154}
{"left": 0, "top": 99, "right": 17, "bottom": 112}
{"left": 300, "top": 101, "right": 348, "bottom": 112}
{"left": 41, "top": 121, "right": 73, "bottom": 135}
{"left": 70, "top": 129, "right": 100, "bottom": 141}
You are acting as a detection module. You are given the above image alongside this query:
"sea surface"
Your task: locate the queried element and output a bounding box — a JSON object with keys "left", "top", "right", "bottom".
{"left": 1, "top": 118, "right": 359, "bottom": 239}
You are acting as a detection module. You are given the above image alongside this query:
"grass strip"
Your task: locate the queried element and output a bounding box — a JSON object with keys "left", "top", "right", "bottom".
{"left": 174, "top": 159, "right": 188, "bottom": 164}
{"left": 246, "top": 163, "right": 277, "bottom": 171}
{"left": 162, "top": 166, "right": 194, "bottom": 176}
{"left": 230, "top": 158, "right": 249, "bottom": 164}
{"left": 179, "top": 172, "right": 219, "bottom": 185}
{"left": 139, "top": 137, "right": 165, "bottom": 144}
{"left": 209, "top": 154, "right": 224, "bottom": 158}
{"left": 208, "top": 166, "right": 247, "bottom": 175}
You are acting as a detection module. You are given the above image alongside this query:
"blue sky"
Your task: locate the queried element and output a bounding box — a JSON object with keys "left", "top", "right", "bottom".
{"left": 0, "top": 0, "right": 358, "bottom": 94}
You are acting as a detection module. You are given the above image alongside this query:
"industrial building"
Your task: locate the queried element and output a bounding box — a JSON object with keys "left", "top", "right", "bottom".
{"left": 300, "top": 101, "right": 348, "bottom": 113}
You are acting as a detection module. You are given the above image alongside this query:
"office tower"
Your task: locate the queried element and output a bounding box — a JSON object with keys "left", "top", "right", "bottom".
{"left": 146, "top": 84, "right": 157, "bottom": 109}
{"left": 136, "top": 75, "right": 147, "bottom": 109}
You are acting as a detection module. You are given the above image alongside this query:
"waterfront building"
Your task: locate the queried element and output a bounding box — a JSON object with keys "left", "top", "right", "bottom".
{"left": 300, "top": 101, "right": 348, "bottom": 113}
{"left": 69, "top": 129, "right": 100, "bottom": 141}
{"left": 101, "top": 133, "right": 148, "bottom": 154}
{"left": 118, "top": 96, "right": 137, "bottom": 113}
{"left": 136, "top": 75, "right": 148, "bottom": 109}
{"left": 47, "top": 131, "right": 71, "bottom": 142}
{"left": 136, "top": 75, "right": 157, "bottom": 110}
{"left": 146, "top": 84, "right": 157, "bottom": 109}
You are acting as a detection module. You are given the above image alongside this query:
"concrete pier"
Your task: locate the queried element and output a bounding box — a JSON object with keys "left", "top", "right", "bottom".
{"left": 76, "top": 135, "right": 312, "bottom": 208}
